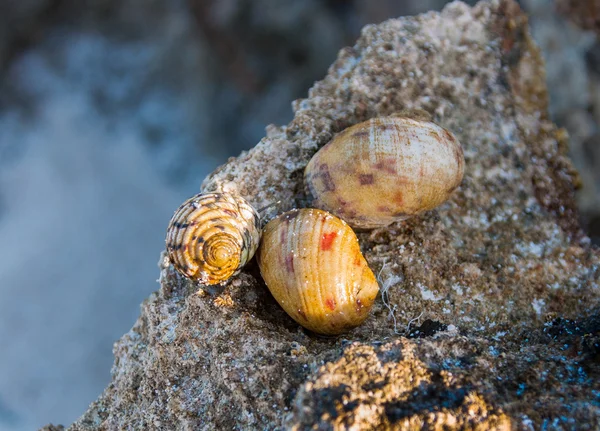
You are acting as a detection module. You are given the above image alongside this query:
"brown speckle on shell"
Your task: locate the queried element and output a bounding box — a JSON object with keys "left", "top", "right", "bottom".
{"left": 166, "top": 192, "right": 261, "bottom": 285}
{"left": 358, "top": 174, "right": 375, "bottom": 185}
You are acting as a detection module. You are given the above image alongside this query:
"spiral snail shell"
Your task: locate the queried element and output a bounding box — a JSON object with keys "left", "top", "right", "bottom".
{"left": 257, "top": 208, "right": 379, "bottom": 335}
{"left": 166, "top": 192, "right": 261, "bottom": 285}
{"left": 305, "top": 116, "right": 465, "bottom": 229}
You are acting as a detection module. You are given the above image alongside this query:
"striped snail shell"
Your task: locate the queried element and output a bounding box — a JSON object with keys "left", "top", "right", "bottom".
{"left": 166, "top": 192, "right": 261, "bottom": 285}
{"left": 258, "top": 208, "right": 379, "bottom": 335}
{"left": 305, "top": 116, "right": 465, "bottom": 229}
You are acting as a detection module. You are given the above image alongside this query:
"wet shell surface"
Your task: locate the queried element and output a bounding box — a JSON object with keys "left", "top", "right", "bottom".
{"left": 257, "top": 208, "right": 379, "bottom": 335}
{"left": 166, "top": 192, "right": 261, "bottom": 285}
{"left": 305, "top": 116, "right": 465, "bottom": 229}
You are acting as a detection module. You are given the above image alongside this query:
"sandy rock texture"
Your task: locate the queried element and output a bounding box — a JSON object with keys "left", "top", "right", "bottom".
{"left": 55, "top": 0, "right": 600, "bottom": 429}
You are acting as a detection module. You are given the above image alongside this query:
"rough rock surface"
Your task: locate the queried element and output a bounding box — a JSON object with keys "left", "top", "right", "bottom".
{"left": 55, "top": 0, "right": 600, "bottom": 429}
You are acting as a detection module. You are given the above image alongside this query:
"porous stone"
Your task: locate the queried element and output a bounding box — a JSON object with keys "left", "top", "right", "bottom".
{"left": 58, "top": 0, "right": 600, "bottom": 429}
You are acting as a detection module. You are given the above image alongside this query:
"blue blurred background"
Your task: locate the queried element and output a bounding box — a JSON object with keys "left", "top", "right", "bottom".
{"left": 0, "top": 0, "right": 598, "bottom": 429}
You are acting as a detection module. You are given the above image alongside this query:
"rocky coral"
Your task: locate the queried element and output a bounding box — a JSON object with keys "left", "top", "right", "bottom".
{"left": 52, "top": 0, "right": 600, "bottom": 429}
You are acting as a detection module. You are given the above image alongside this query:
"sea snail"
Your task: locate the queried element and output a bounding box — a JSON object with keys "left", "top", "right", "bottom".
{"left": 166, "top": 192, "right": 261, "bottom": 285}
{"left": 257, "top": 208, "right": 379, "bottom": 335}
{"left": 305, "top": 116, "right": 465, "bottom": 229}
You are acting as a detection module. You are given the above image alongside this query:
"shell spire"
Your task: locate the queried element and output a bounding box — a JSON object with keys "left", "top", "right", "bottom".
{"left": 166, "top": 192, "right": 261, "bottom": 285}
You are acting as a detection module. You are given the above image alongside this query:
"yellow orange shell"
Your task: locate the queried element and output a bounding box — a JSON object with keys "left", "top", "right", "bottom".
{"left": 257, "top": 208, "right": 379, "bottom": 335}
{"left": 305, "top": 116, "right": 465, "bottom": 228}
{"left": 166, "top": 192, "right": 261, "bottom": 285}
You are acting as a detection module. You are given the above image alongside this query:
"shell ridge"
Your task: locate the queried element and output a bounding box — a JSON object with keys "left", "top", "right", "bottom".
{"left": 305, "top": 212, "right": 323, "bottom": 327}
{"left": 333, "top": 227, "right": 350, "bottom": 327}
{"left": 349, "top": 234, "right": 365, "bottom": 321}
{"left": 311, "top": 212, "right": 326, "bottom": 329}
{"left": 292, "top": 213, "right": 307, "bottom": 323}
{"left": 173, "top": 203, "right": 199, "bottom": 275}
{"left": 368, "top": 119, "right": 377, "bottom": 166}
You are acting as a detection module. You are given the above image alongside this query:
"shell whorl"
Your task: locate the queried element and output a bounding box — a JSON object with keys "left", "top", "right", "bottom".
{"left": 166, "top": 192, "right": 261, "bottom": 285}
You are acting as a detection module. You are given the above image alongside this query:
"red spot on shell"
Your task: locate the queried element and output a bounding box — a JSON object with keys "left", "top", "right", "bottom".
{"left": 285, "top": 254, "right": 295, "bottom": 273}
{"left": 377, "top": 205, "right": 391, "bottom": 213}
{"left": 353, "top": 255, "right": 363, "bottom": 266}
{"left": 325, "top": 297, "right": 336, "bottom": 310}
{"left": 297, "top": 309, "right": 307, "bottom": 321}
{"left": 321, "top": 232, "right": 337, "bottom": 251}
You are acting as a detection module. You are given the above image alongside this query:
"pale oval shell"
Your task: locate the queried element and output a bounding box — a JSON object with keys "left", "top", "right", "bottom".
{"left": 166, "top": 192, "right": 261, "bottom": 285}
{"left": 305, "top": 116, "right": 465, "bottom": 228}
{"left": 257, "top": 208, "right": 379, "bottom": 335}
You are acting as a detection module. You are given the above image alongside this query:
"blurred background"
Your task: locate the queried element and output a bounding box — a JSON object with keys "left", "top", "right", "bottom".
{"left": 0, "top": 0, "right": 598, "bottom": 429}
